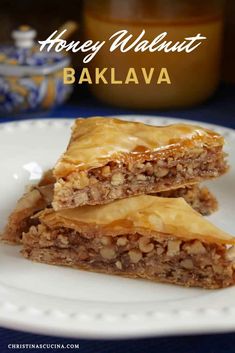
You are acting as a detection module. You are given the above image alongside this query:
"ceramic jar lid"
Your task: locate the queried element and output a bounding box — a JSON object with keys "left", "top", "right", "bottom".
{"left": 0, "top": 26, "right": 70, "bottom": 76}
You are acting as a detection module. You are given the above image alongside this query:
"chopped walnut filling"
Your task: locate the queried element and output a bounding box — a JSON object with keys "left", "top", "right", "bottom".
{"left": 22, "top": 225, "right": 235, "bottom": 289}
{"left": 53, "top": 146, "right": 227, "bottom": 209}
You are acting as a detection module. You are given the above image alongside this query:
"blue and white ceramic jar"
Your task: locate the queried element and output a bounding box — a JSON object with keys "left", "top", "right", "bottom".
{"left": 0, "top": 26, "right": 72, "bottom": 116}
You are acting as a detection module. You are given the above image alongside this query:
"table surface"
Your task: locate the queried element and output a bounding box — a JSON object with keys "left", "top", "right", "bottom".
{"left": 0, "top": 84, "right": 235, "bottom": 353}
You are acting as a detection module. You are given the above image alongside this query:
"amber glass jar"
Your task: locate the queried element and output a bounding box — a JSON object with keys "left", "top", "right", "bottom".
{"left": 83, "top": 0, "right": 224, "bottom": 109}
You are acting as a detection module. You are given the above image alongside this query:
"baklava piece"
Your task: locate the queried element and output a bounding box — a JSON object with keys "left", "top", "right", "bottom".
{"left": 52, "top": 117, "right": 228, "bottom": 210}
{"left": 22, "top": 195, "right": 235, "bottom": 289}
{"left": 2, "top": 170, "right": 55, "bottom": 244}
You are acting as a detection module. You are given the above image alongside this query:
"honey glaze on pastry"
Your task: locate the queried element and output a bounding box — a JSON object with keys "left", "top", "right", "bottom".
{"left": 54, "top": 117, "right": 224, "bottom": 175}
{"left": 39, "top": 195, "right": 234, "bottom": 245}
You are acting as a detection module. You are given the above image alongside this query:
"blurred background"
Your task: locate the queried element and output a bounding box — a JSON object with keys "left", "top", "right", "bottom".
{"left": 0, "top": 0, "right": 234, "bottom": 122}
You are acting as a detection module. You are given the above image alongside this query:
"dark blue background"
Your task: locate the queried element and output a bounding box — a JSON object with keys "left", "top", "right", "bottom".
{"left": 0, "top": 84, "right": 235, "bottom": 353}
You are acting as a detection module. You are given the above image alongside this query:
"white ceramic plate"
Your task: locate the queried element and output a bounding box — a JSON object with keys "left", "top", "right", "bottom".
{"left": 0, "top": 115, "right": 234, "bottom": 339}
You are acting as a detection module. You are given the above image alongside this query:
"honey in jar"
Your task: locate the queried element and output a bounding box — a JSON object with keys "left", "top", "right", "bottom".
{"left": 84, "top": 0, "right": 224, "bottom": 109}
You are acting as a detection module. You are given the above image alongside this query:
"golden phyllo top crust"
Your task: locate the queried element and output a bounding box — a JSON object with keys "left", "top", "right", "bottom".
{"left": 54, "top": 117, "right": 224, "bottom": 177}
{"left": 39, "top": 195, "right": 234, "bottom": 245}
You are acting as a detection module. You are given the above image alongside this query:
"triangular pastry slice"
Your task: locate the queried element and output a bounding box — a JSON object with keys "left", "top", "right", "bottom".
{"left": 52, "top": 117, "right": 228, "bottom": 210}
{"left": 22, "top": 195, "right": 235, "bottom": 289}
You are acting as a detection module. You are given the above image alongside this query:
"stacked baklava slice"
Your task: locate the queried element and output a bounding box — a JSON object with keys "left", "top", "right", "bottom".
{"left": 3, "top": 117, "right": 235, "bottom": 289}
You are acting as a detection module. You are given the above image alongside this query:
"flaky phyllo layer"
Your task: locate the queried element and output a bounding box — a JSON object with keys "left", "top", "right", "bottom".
{"left": 22, "top": 196, "right": 235, "bottom": 289}
{"left": 2, "top": 168, "right": 218, "bottom": 245}
{"left": 52, "top": 117, "right": 228, "bottom": 209}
